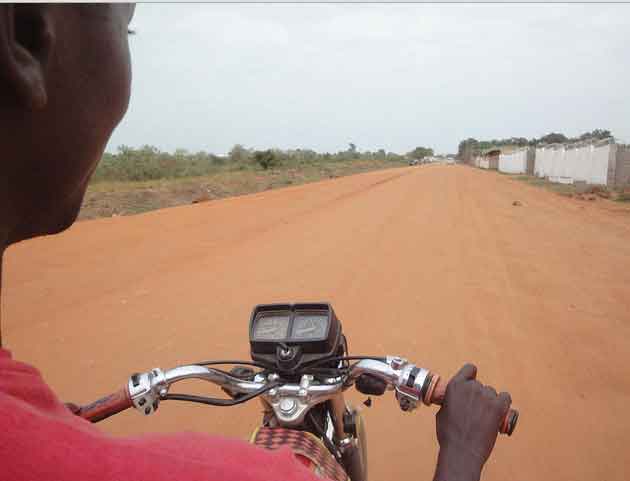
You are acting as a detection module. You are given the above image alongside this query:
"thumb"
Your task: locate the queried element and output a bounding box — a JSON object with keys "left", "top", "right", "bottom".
{"left": 453, "top": 363, "right": 477, "bottom": 382}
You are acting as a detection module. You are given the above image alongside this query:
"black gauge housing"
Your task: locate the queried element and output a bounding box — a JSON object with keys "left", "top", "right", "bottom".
{"left": 249, "top": 302, "right": 343, "bottom": 372}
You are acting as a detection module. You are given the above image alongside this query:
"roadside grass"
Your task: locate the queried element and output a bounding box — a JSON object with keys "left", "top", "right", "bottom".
{"left": 512, "top": 175, "right": 577, "bottom": 196}
{"left": 511, "top": 173, "right": 630, "bottom": 202}
{"left": 80, "top": 159, "right": 406, "bottom": 220}
{"left": 616, "top": 192, "right": 630, "bottom": 202}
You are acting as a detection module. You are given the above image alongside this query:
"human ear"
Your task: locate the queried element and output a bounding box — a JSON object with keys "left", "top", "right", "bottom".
{"left": 0, "top": 4, "right": 54, "bottom": 110}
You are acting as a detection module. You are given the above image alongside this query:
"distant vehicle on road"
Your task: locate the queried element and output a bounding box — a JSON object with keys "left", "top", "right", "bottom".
{"left": 408, "top": 158, "right": 419, "bottom": 166}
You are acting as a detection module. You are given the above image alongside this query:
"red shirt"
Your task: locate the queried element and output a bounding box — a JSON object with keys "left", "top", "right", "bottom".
{"left": 0, "top": 349, "right": 323, "bottom": 481}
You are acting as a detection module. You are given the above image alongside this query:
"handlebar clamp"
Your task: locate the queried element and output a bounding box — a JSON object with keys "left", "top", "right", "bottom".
{"left": 128, "top": 368, "right": 167, "bottom": 416}
{"left": 395, "top": 388, "right": 419, "bottom": 411}
{"left": 388, "top": 357, "right": 431, "bottom": 412}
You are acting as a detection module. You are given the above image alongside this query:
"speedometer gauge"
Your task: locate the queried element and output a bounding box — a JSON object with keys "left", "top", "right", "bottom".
{"left": 252, "top": 314, "right": 290, "bottom": 341}
{"left": 292, "top": 314, "right": 328, "bottom": 340}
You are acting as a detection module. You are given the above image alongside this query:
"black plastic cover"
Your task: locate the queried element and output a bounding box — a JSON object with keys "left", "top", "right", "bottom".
{"left": 355, "top": 374, "right": 387, "bottom": 396}
{"left": 249, "top": 302, "right": 343, "bottom": 372}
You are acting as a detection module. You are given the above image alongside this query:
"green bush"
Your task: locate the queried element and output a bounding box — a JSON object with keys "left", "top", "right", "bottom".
{"left": 253, "top": 149, "right": 278, "bottom": 170}
{"left": 92, "top": 145, "right": 225, "bottom": 182}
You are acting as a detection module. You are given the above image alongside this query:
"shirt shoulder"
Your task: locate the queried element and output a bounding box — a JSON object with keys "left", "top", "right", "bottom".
{"left": 0, "top": 349, "right": 325, "bottom": 481}
{"left": 0, "top": 348, "right": 66, "bottom": 414}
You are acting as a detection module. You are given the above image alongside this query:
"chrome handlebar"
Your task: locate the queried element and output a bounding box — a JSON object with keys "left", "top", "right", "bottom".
{"left": 351, "top": 357, "right": 435, "bottom": 410}
{"left": 127, "top": 356, "right": 433, "bottom": 422}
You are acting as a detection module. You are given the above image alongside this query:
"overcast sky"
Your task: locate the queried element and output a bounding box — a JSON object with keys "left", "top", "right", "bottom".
{"left": 107, "top": 3, "right": 630, "bottom": 155}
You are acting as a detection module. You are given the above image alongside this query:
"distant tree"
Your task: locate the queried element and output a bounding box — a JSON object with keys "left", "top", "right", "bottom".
{"left": 409, "top": 146, "right": 434, "bottom": 160}
{"left": 578, "top": 129, "right": 612, "bottom": 141}
{"left": 229, "top": 144, "right": 250, "bottom": 163}
{"left": 457, "top": 138, "right": 478, "bottom": 160}
{"left": 539, "top": 132, "right": 568, "bottom": 144}
{"left": 386, "top": 152, "right": 402, "bottom": 162}
{"left": 253, "top": 149, "right": 278, "bottom": 170}
{"left": 117, "top": 144, "right": 134, "bottom": 156}
{"left": 592, "top": 129, "right": 612, "bottom": 139}
{"left": 346, "top": 142, "right": 360, "bottom": 160}
{"left": 458, "top": 130, "right": 614, "bottom": 153}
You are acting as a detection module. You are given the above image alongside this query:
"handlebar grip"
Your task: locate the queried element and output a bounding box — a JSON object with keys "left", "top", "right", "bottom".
{"left": 426, "top": 375, "right": 519, "bottom": 436}
{"left": 74, "top": 387, "right": 133, "bottom": 423}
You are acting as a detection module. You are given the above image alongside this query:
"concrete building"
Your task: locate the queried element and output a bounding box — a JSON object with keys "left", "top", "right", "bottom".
{"left": 479, "top": 148, "right": 500, "bottom": 170}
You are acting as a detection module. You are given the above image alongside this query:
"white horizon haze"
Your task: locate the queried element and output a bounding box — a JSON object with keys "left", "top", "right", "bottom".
{"left": 107, "top": 3, "right": 630, "bottom": 156}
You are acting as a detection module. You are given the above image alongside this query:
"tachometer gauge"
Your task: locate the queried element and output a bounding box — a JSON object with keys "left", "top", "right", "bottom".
{"left": 252, "top": 314, "right": 290, "bottom": 341}
{"left": 292, "top": 314, "right": 329, "bottom": 340}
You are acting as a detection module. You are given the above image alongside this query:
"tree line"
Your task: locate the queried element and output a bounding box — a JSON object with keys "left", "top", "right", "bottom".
{"left": 91, "top": 143, "right": 429, "bottom": 183}
{"left": 228, "top": 142, "right": 409, "bottom": 171}
{"left": 457, "top": 129, "right": 613, "bottom": 160}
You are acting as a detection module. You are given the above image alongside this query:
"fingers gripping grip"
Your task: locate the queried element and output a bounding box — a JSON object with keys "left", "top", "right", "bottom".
{"left": 425, "top": 374, "right": 518, "bottom": 436}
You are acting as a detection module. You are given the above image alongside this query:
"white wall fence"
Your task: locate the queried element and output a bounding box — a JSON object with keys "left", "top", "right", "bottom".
{"left": 499, "top": 148, "right": 529, "bottom": 174}
{"left": 534, "top": 140, "right": 617, "bottom": 186}
{"left": 470, "top": 139, "right": 628, "bottom": 187}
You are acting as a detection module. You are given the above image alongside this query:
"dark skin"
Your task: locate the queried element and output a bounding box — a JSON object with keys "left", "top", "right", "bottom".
{"left": 0, "top": 5, "right": 510, "bottom": 480}
{"left": 0, "top": 4, "right": 133, "bottom": 246}
{"left": 434, "top": 364, "right": 512, "bottom": 481}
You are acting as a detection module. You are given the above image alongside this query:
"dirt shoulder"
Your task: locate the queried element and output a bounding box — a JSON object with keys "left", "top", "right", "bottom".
{"left": 487, "top": 171, "right": 630, "bottom": 215}
{"left": 79, "top": 159, "right": 405, "bottom": 220}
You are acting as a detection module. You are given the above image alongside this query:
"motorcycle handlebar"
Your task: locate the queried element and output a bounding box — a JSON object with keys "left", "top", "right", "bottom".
{"left": 73, "top": 387, "right": 133, "bottom": 423}
{"left": 350, "top": 358, "right": 517, "bottom": 436}
{"left": 73, "top": 357, "right": 518, "bottom": 436}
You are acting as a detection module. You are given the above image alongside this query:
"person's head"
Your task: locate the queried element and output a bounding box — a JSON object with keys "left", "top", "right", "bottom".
{"left": 0, "top": 4, "right": 135, "bottom": 245}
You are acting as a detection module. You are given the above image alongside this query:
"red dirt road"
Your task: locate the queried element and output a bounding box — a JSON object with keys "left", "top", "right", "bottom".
{"left": 4, "top": 165, "right": 630, "bottom": 481}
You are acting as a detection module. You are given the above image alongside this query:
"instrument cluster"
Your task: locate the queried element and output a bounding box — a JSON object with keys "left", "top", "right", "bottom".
{"left": 252, "top": 312, "right": 329, "bottom": 342}
{"left": 249, "top": 303, "right": 344, "bottom": 371}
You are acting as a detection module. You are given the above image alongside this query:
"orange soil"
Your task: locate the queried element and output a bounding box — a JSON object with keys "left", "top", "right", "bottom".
{"left": 4, "top": 165, "right": 630, "bottom": 481}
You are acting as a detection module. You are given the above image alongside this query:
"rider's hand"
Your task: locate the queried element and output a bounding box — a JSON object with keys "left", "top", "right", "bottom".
{"left": 433, "top": 364, "right": 511, "bottom": 481}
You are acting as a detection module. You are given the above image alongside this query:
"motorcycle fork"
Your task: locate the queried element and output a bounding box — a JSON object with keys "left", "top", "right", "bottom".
{"left": 258, "top": 397, "right": 278, "bottom": 427}
{"left": 332, "top": 394, "right": 368, "bottom": 481}
{"left": 329, "top": 393, "right": 348, "bottom": 440}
